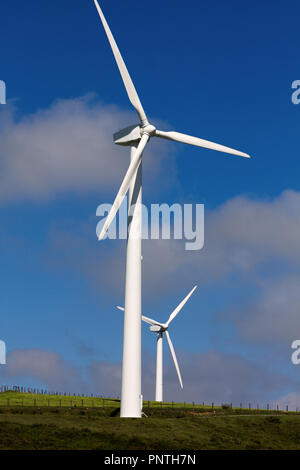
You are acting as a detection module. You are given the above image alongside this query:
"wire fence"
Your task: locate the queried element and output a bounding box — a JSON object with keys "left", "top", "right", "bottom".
{"left": 143, "top": 401, "right": 295, "bottom": 413}
{"left": 0, "top": 385, "right": 119, "bottom": 408}
{"left": 0, "top": 385, "right": 296, "bottom": 413}
{"left": 0, "top": 385, "right": 104, "bottom": 397}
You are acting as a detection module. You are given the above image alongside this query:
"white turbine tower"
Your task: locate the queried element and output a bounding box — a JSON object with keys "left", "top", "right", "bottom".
{"left": 93, "top": 0, "right": 250, "bottom": 418}
{"left": 118, "top": 285, "right": 197, "bottom": 402}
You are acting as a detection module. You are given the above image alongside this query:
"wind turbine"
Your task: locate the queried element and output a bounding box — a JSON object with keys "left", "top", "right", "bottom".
{"left": 93, "top": 0, "right": 250, "bottom": 418}
{"left": 118, "top": 285, "right": 197, "bottom": 402}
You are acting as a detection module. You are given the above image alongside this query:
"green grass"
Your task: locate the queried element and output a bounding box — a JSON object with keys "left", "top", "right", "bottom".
{"left": 0, "top": 392, "right": 210, "bottom": 409}
{"left": 0, "top": 407, "right": 299, "bottom": 450}
{"left": 0, "top": 392, "right": 298, "bottom": 450}
{"left": 0, "top": 392, "right": 284, "bottom": 413}
{"left": 0, "top": 391, "right": 119, "bottom": 408}
{"left": 0, "top": 392, "right": 300, "bottom": 450}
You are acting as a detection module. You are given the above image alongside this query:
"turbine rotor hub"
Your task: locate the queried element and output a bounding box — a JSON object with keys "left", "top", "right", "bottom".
{"left": 140, "top": 124, "right": 156, "bottom": 137}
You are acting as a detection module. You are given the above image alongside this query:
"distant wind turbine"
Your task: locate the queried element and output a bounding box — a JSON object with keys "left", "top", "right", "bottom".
{"left": 93, "top": 0, "right": 250, "bottom": 418}
{"left": 118, "top": 285, "right": 197, "bottom": 402}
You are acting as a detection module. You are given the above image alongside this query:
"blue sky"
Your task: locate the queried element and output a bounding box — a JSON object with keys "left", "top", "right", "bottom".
{"left": 0, "top": 0, "right": 300, "bottom": 406}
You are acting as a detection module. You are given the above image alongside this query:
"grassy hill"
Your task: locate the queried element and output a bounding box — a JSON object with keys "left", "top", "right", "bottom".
{"left": 0, "top": 392, "right": 299, "bottom": 450}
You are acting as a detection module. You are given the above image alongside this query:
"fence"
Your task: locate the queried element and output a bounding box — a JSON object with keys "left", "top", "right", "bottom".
{"left": 0, "top": 385, "right": 296, "bottom": 412}
{"left": 142, "top": 401, "right": 293, "bottom": 413}
{"left": 0, "top": 385, "right": 103, "bottom": 396}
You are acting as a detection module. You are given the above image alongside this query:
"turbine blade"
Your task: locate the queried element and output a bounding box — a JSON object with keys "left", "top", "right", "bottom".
{"left": 142, "top": 316, "right": 164, "bottom": 326}
{"left": 155, "top": 129, "right": 250, "bottom": 159}
{"left": 166, "top": 285, "right": 197, "bottom": 326}
{"left": 98, "top": 134, "right": 149, "bottom": 241}
{"left": 142, "top": 316, "right": 156, "bottom": 326}
{"left": 117, "top": 306, "right": 164, "bottom": 327}
{"left": 165, "top": 330, "right": 183, "bottom": 389}
{"left": 94, "top": 0, "right": 148, "bottom": 125}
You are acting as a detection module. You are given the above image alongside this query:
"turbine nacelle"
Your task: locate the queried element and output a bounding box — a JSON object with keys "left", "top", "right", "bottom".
{"left": 150, "top": 324, "right": 167, "bottom": 333}
{"left": 113, "top": 124, "right": 141, "bottom": 146}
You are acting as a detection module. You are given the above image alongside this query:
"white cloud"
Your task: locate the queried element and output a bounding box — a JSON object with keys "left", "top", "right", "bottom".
{"left": 233, "top": 275, "right": 300, "bottom": 343}
{"left": 207, "top": 189, "right": 300, "bottom": 268}
{"left": 42, "top": 189, "right": 300, "bottom": 297}
{"left": 273, "top": 392, "right": 300, "bottom": 411}
{"left": 1, "top": 348, "right": 85, "bottom": 392}
{"left": 0, "top": 95, "right": 174, "bottom": 202}
{"left": 0, "top": 347, "right": 295, "bottom": 406}
{"left": 158, "top": 350, "right": 294, "bottom": 405}
{"left": 88, "top": 361, "right": 122, "bottom": 399}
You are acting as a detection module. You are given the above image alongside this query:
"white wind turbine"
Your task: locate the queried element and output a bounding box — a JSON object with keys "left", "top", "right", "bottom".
{"left": 93, "top": 0, "right": 250, "bottom": 418}
{"left": 118, "top": 285, "right": 197, "bottom": 402}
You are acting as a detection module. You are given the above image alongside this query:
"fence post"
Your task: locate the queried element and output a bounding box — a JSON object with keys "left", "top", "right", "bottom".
{"left": 81, "top": 399, "right": 84, "bottom": 408}
{"left": 286, "top": 405, "right": 288, "bottom": 412}
{"left": 192, "top": 401, "right": 194, "bottom": 411}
